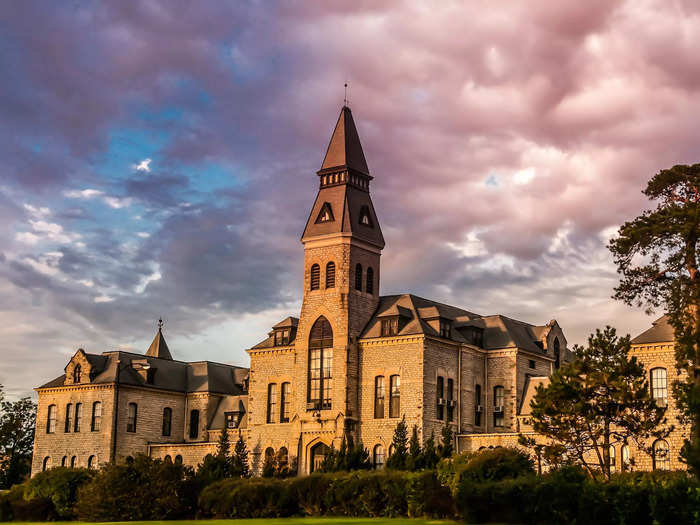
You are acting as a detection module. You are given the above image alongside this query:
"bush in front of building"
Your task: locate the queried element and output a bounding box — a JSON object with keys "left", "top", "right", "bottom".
{"left": 0, "top": 483, "right": 56, "bottom": 522}
{"left": 24, "top": 467, "right": 93, "bottom": 519}
{"left": 74, "top": 455, "right": 197, "bottom": 521}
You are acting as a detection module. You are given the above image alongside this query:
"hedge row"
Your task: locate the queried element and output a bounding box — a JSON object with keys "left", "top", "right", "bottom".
{"left": 198, "top": 469, "right": 454, "bottom": 519}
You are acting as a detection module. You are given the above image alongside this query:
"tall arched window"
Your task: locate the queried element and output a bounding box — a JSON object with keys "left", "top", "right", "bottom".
{"left": 308, "top": 317, "right": 333, "bottom": 410}
{"left": 366, "top": 267, "right": 374, "bottom": 295}
{"left": 74, "top": 402, "right": 82, "bottom": 432}
{"left": 267, "top": 383, "right": 278, "bottom": 423}
{"left": 162, "top": 407, "right": 172, "bottom": 436}
{"left": 61, "top": 456, "right": 67, "bottom": 467}
{"left": 653, "top": 439, "right": 670, "bottom": 470}
{"left": 174, "top": 455, "right": 183, "bottom": 465}
{"left": 91, "top": 402, "right": 101, "bottom": 432}
{"left": 553, "top": 338, "right": 561, "bottom": 369}
{"left": 46, "top": 404, "right": 57, "bottom": 434}
{"left": 621, "top": 444, "right": 630, "bottom": 471}
{"left": 127, "top": 403, "right": 138, "bottom": 433}
{"left": 310, "top": 264, "right": 320, "bottom": 290}
{"left": 493, "top": 386, "right": 505, "bottom": 428}
{"left": 73, "top": 364, "right": 82, "bottom": 383}
{"left": 65, "top": 403, "right": 73, "bottom": 433}
{"left": 70, "top": 456, "right": 77, "bottom": 468}
{"left": 355, "top": 264, "right": 363, "bottom": 291}
{"left": 278, "top": 447, "right": 289, "bottom": 469}
{"left": 609, "top": 445, "right": 616, "bottom": 473}
{"left": 189, "top": 409, "right": 200, "bottom": 439}
{"left": 650, "top": 368, "right": 668, "bottom": 407}
{"left": 325, "top": 262, "right": 335, "bottom": 289}
{"left": 373, "top": 444, "right": 385, "bottom": 469}
{"left": 374, "top": 376, "right": 385, "bottom": 418}
{"left": 389, "top": 375, "right": 400, "bottom": 418}
{"left": 87, "top": 455, "right": 97, "bottom": 469}
{"left": 281, "top": 382, "right": 291, "bottom": 423}
{"left": 42, "top": 456, "right": 51, "bottom": 471}
{"left": 164, "top": 455, "right": 172, "bottom": 464}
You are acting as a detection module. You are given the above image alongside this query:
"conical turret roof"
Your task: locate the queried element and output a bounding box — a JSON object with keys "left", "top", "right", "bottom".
{"left": 146, "top": 320, "right": 173, "bottom": 360}
{"left": 320, "top": 106, "right": 370, "bottom": 175}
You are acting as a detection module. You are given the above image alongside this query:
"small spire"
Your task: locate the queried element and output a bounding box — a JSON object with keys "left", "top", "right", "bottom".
{"left": 344, "top": 82, "right": 348, "bottom": 107}
{"left": 157, "top": 317, "right": 164, "bottom": 331}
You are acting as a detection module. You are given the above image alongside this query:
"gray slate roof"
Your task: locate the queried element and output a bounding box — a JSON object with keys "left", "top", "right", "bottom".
{"left": 631, "top": 315, "right": 674, "bottom": 344}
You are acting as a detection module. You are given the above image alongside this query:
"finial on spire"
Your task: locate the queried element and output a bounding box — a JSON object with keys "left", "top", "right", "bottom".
{"left": 344, "top": 82, "right": 348, "bottom": 107}
{"left": 157, "top": 317, "right": 164, "bottom": 331}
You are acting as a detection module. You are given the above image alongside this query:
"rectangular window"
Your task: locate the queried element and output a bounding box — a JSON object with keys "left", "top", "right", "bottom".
{"left": 309, "top": 348, "right": 321, "bottom": 408}
{"left": 281, "top": 382, "right": 291, "bottom": 423}
{"left": 91, "top": 402, "right": 101, "bottom": 432}
{"left": 189, "top": 409, "right": 200, "bottom": 439}
{"left": 162, "top": 407, "right": 172, "bottom": 436}
{"left": 381, "top": 318, "right": 399, "bottom": 336}
{"left": 390, "top": 375, "right": 401, "bottom": 418}
{"left": 322, "top": 349, "right": 333, "bottom": 409}
{"left": 374, "top": 376, "right": 385, "bottom": 418}
{"left": 127, "top": 403, "right": 137, "bottom": 433}
{"left": 225, "top": 412, "right": 240, "bottom": 429}
{"left": 439, "top": 320, "right": 451, "bottom": 339}
{"left": 47, "top": 404, "right": 57, "bottom": 434}
{"left": 437, "top": 376, "right": 445, "bottom": 420}
{"left": 274, "top": 330, "right": 290, "bottom": 346}
{"left": 447, "top": 378, "right": 455, "bottom": 422}
{"left": 651, "top": 368, "right": 668, "bottom": 407}
{"left": 494, "top": 386, "right": 505, "bottom": 427}
{"left": 65, "top": 403, "right": 73, "bottom": 433}
{"left": 474, "top": 384, "right": 482, "bottom": 426}
{"left": 267, "top": 383, "right": 278, "bottom": 423}
{"left": 529, "top": 360, "right": 536, "bottom": 369}
{"left": 74, "top": 403, "right": 82, "bottom": 432}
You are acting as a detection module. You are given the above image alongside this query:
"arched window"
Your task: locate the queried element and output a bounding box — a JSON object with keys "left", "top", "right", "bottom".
{"left": 373, "top": 445, "right": 385, "bottom": 469}
{"left": 374, "top": 376, "right": 385, "bottom": 418}
{"left": 65, "top": 403, "right": 73, "bottom": 433}
{"left": 621, "top": 444, "right": 630, "bottom": 471}
{"left": 174, "top": 455, "right": 183, "bottom": 465}
{"left": 650, "top": 368, "right": 668, "bottom": 407}
{"left": 553, "top": 338, "right": 561, "bottom": 369}
{"left": 366, "top": 267, "right": 374, "bottom": 295}
{"left": 70, "top": 456, "right": 77, "bottom": 468}
{"left": 609, "top": 445, "right": 616, "bottom": 473}
{"left": 278, "top": 447, "right": 289, "bottom": 469}
{"left": 126, "top": 403, "right": 138, "bottom": 433}
{"left": 474, "top": 384, "right": 482, "bottom": 426}
{"left": 73, "top": 364, "right": 82, "bottom": 383}
{"left": 91, "top": 402, "right": 102, "bottom": 432}
{"left": 267, "top": 383, "right": 278, "bottom": 423}
{"left": 653, "top": 439, "right": 670, "bottom": 470}
{"left": 162, "top": 407, "right": 172, "bottom": 436}
{"left": 87, "top": 455, "right": 97, "bottom": 469}
{"left": 355, "top": 264, "right": 363, "bottom": 291}
{"left": 493, "top": 386, "right": 505, "bottom": 428}
{"left": 308, "top": 317, "right": 333, "bottom": 410}
{"left": 281, "top": 382, "right": 291, "bottom": 423}
{"left": 46, "top": 404, "right": 57, "bottom": 434}
{"left": 42, "top": 456, "right": 51, "bottom": 471}
{"left": 390, "top": 375, "right": 400, "bottom": 418}
{"left": 325, "top": 262, "right": 335, "bottom": 289}
{"left": 164, "top": 455, "right": 172, "bottom": 464}
{"left": 74, "top": 403, "right": 82, "bottom": 432}
{"left": 189, "top": 409, "right": 200, "bottom": 439}
{"left": 310, "top": 264, "right": 320, "bottom": 290}
{"left": 436, "top": 377, "right": 445, "bottom": 420}
{"left": 264, "top": 447, "right": 275, "bottom": 467}
{"left": 61, "top": 456, "right": 67, "bottom": 467}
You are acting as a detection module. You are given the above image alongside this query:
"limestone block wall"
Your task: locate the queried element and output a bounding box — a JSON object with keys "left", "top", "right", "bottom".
{"left": 422, "top": 338, "right": 459, "bottom": 442}
{"left": 149, "top": 441, "right": 217, "bottom": 468}
{"left": 484, "top": 351, "right": 518, "bottom": 433}
{"left": 457, "top": 348, "right": 487, "bottom": 435}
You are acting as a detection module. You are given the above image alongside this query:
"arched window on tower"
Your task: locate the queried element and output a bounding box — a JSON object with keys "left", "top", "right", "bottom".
{"left": 326, "top": 261, "right": 335, "bottom": 289}
{"left": 366, "top": 267, "right": 374, "bottom": 295}
{"left": 308, "top": 317, "right": 333, "bottom": 410}
{"left": 355, "top": 264, "right": 363, "bottom": 291}
{"left": 310, "top": 264, "right": 320, "bottom": 290}
{"left": 73, "top": 364, "right": 81, "bottom": 383}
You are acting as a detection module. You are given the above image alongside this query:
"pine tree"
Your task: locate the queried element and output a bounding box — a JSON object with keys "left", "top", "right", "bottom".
{"left": 386, "top": 416, "right": 409, "bottom": 469}
{"left": 423, "top": 431, "right": 439, "bottom": 469}
{"left": 440, "top": 423, "right": 454, "bottom": 458}
{"left": 217, "top": 428, "right": 231, "bottom": 459}
{"left": 407, "top": 424, "right": 423, "bottom": 471}
{"left": 233, "top": 432, "right": 250, "bottom": 478}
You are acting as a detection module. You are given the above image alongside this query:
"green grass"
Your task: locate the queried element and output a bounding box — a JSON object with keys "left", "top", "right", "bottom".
{"left": 13, "top": 520, "right": 467, "bottom": 525}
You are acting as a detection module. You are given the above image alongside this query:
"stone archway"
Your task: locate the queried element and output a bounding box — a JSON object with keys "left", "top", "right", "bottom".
{"left": 309, "top": 441, "right": 330, "bottom": 473}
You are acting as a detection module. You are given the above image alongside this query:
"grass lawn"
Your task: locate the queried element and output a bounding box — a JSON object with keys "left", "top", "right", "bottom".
{"left": 13, "top": 520, "right": 474, "bottom": 525}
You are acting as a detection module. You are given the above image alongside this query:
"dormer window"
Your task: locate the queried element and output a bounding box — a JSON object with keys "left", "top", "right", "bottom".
{"left": 73, "top": 365, "right": 82, "bottom": 383}
{"left": 359, "top": 205, "right": 373, "bottom": 227}
{"left": 315, "top": 202, "right": 334, "bottom": 223}
{"left": 439, "top": 320, "right": 452, "bottom": 339}
{"left": 381, "top": 318, "right": 399, "bottom": 337}
{"left": 225, "top": 411, "right": 242, "bottom": 429}
{"left": 274, "top": 329, "right": 291, "bottom": 346}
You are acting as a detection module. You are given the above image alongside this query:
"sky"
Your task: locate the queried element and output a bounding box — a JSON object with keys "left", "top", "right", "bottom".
{"left": 2, "top": 0, "right": 700, "bottom": 399}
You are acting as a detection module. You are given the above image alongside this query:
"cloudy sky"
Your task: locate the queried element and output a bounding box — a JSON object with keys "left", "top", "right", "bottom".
{"left": 1, "top": 0, "right": 699, "bottom": 398}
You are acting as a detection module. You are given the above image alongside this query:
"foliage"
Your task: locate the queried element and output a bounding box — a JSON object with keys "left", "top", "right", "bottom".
{"left": 24, "top": 466, "right": 93, "bottom": 519}
{"left": 0, "top": 384, "right": 37, "bottom": 489}
{"left": 198, "top": 469, "right": 454, "bottom": 519}
{"left": 437, "top": 448, "right": 533, "bottom": 495}
{"left": 386, "top": 416, "right": 409, "bottom": 469}
{"left": 522, "top": 326, "right": 672, "bottom": 479}
{"left": 233, "top": 432, "right": 250, "bottom": 478}
{"left": 422, "top": 431, "right": 439, "bottom": 469}
{"left": 319, "top": 435, "right": 371, "bottom": 473}
{"left": 0, "top": 483, "right": 55, "bottom": 522}
{"left": 407, "top": 424, "right": 424, "bottom": 470}
{"left": 609, "top": 163, "right": 700, "bottom": 474}
{"left": 74, "top": 454, "right": 197, "bottom": 521}
{"left": 439, "top": 423, "right": 454, "bottom": 458}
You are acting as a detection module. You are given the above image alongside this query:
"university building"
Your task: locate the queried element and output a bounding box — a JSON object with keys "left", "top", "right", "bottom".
{"left": 40, "top": 104, "right": 678, "bottom": 477}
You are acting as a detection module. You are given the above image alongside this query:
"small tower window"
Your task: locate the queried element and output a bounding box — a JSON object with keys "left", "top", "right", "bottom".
{"left": 310, "top": 264, "right": 320, "bottom": 290}
{"left": 326, "top": 261, "right": 336, "bottom": 289}
{"left": 366, "top": 267, "right": 374, "bottom": 295}
{"left": 315, "top": 202, "right": 334, "bottom": 223}
{"left": 73, "top": 365, "right": 82, "bottom": 383}
{"left": 359, "top": 205, "right": 373, "bottom": 227}
{"left": 355, "top": 264, "right": 363, "bottom": 291}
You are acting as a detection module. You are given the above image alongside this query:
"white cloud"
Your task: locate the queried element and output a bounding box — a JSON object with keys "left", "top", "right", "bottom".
{"left": 135, "top": 266, "right": 162, "bottom": 294}
{"left": 94, "top": 295, "right": 114, "bottom": 303}
{"left": 64, "top": 189, "right": 104, "bottom": 199}
{"left": 512, "top": 167, "right": 536, "bottom": 185}
{"left": 136, "top": 232, "right": 150, "bottom": 238}
{"left": 23, "top": 203, "right": 51, "bottom": 218}
{"left": 64, "top": 188, "right": 132, "bottom": 209}
{"left": 134, "top": 158, "right": 152, "bottom": 172}
{"left": 447, "top": 230, "right": 489, "bottom": 258}
{"left": 77, "top": 279, "right": 94, "bottom": 288}
{"left": 15, "top": 231, "right": 40, "bottom": 245}
{"left": 23, "top": 252, "right": 63, "bottom": 276}
{"left": 103, "top": 196, "right": 133, "bottom": 209}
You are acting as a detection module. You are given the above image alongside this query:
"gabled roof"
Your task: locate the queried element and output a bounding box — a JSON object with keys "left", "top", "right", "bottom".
{"left": 320, "top": 106, "right": 370, "bottom": 175}
{"left": 631, "top": 315, "right": 674, "bottom": 344}
{"left": 251, "top": 316, "right": 300, "bottom": 349}
{"left": 273, "top": 316, "right": 299, "bottom": 329}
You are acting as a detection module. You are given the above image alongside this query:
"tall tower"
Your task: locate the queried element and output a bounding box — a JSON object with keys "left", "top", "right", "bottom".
{"left": 296, "top": 106, "right": 384, "bottom": 468}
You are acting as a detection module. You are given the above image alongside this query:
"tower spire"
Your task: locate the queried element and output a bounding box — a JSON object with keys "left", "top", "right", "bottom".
{"left": 146, "top": 318, "right": 172, "bottom": 360}
{"left": 319, "top": 105, "right": 369, "bottom": 176}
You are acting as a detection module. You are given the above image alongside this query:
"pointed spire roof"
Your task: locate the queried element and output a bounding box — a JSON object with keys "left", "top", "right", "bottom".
{"left": 320, "top": 106, "right": 370, "bottom": 176}
{"left": 146, "top": 319, "right": 173, "bottom": 360}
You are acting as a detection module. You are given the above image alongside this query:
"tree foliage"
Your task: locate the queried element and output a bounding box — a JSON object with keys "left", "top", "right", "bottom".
{"left": 440, "top": 423, "right": 454, "bottom": 458}
{"left": 319, "top": 435, "right": 371, "bottom": 473}
{"left": 523, "top": 327, "right": 671, "bottom": 479}
{"left": 609, "top": 163, "right": 700, "bottom": 473}
{"left": 0, "top": 384, "right": 37, "bottom": 489}
{"left": 386, "top": 416, "right": 409, "bottom": 469}
{"left": 233, "top": 432, "right": 250, "bottom": 478}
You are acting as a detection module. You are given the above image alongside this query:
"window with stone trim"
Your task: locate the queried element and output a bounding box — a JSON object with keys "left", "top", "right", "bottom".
{"left": 281, "top": 382, "right": 291, "bottom": 423}
{"left": 389, "top": 375, "right": 400, "bottom": 418}
{"left": 381, "top": 317, "right": 398, "bottom": 336}
{"left": 446, "top": 378, "right": 455, "bottom": 422}
{"left": 274, "top": 329, "right": 290, "bottom": 346}
{"left": 74, "top": 403, "right": 82, "bottom": 432}
{"left": 65, "top": 403, "right": 73, "bottom": 433}
{"left": 355, "top": 264, "right": 363, "bottom": 291}
{"left": 308, "top": 316, "right": 333, "bottom": 410}
{"left": 650, "top": 368, "right": 668, "bottom": 407}
{"left": 493, "top": 386, "right": 505, "bottom": 427}
{"left": 366, "top": 267, "right": 374, "bottom": 295}
{"left": 326, "top": 261, "right": 336, "bottom": 289}
{"left": 73, "top": 364, "right": 82, "bottom": 383}
{"left": 374, "top": 376, "right": 385, "bottom": 418}
{"left": 373, "top": 444, "right": 385, "bottom": 469}
{"left": 46, "top": 404, "right": 57, "bottom": 434}
{"left": 474, "top": 384, "right": 482, "bottom": 426}
{"left": 653, "top": 439, "right": 670, "bottom": 470}
{"left": 267, "top": 383, "right": 278, "bottom": 423}
{"left": 162, "top": 407, "right": 172, "bottom": 436}
{"left": 189, "top": 409, "right": 200, "bottom": 439}
{"left": 91, "top": 402, "right": 101, "bottom": 431}
{"left": 310, "top": 264, "right": 320, "bottom": 291}
{"left": 127, "top": 403, "right": 138, "bottom": 433}
{"left": 436, "top": 376, "right": 445, "bottom": 420}
{"left": 42, "top": 456, "right": 51, "bottom": 471}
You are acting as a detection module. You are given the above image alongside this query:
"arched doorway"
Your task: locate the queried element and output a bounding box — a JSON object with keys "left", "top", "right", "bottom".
{"left": 309, "top": 441, "right": 330, "bottom": 473}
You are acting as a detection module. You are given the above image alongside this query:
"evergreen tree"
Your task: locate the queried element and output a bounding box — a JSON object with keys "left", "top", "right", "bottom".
{"left": 216, "top": 428, "right": 231, "bottom": 459}
{"left": 407, "top": 424, "right": 423, "bottom": 471}
{"left": 233, "top": 432, "right": 250, "bottom": 478}
{"left": 609, "top": 164, "right": 700, "bottom": 473}
{"left": 423, "top": 431, "right": 439, "bottom": 469}
{"left": 440, "top": 423, "right": 454, "bottom": 458}
{"left": 0, "top": 385, "right": 36, "bottom": 488}
{"left": 386, "top": 416, "right": 409, "bottom": 469}
{"left": 346, "top": 436, "right": 371, "bottom": 471}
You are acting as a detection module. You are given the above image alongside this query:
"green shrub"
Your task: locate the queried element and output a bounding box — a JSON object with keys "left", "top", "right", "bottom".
{"left": 198, "top": 477, "right": 297, "bottom": 518}
{"left": 24, "top": 467, "right": 93, "bottom": 519}
{"left": 460, "top": 447, "right": 535, "bottom": 483}
{"left": 0, "top": 483, "right": 56, "bottom": 522}
{"left": 75, "top": 455, "right": 196, "bottom": 521}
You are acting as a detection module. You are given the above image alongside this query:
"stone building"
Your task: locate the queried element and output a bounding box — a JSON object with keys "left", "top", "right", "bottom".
{"left": 33, "top": 105, "right": 573, "bottom": 476}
